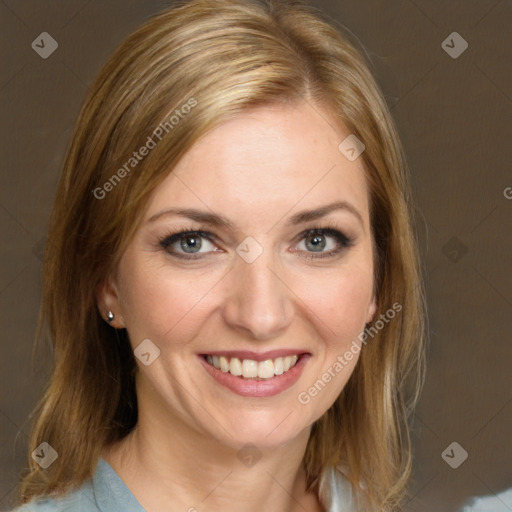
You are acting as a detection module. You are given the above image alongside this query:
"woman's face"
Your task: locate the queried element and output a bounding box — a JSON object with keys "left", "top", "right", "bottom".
{"left": 103, "top": 101, "right": 376, "bottom": 450}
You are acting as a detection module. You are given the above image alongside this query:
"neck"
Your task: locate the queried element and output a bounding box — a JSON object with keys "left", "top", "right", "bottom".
{"left": 102, "top": 381, "right": 324, "bottom": 512}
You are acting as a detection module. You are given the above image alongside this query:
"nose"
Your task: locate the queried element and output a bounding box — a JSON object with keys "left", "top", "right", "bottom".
{"left": 221, "top": 250, "right": 294, "bottom": 341}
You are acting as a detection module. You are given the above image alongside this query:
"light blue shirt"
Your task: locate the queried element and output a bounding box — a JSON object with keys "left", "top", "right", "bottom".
{"left": 10, "top": 459, "right": 144, "bottom": 512}
{"left": 13, "top": 459, "right": 510, "bottom": 512}
{"left": 9, "top": 458, "right": 357, "bottom": 511}
{"left": 460, "top": 488, "right": 512, "bottom": 512}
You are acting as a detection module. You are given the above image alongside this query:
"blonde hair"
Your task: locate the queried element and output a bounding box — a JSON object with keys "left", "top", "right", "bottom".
{"left": 17, "top": 0, "right": 426, "bottom": 509}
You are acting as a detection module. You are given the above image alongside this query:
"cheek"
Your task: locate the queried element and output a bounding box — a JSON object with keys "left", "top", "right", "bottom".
{"left": 118, "top": 254, "right": 223, "bottom": 346}
{"left": 293, "top": 261, "right": 373, "bottom": 409}
{"left": 294, "top": 259, "right": 374, "bottom": 343}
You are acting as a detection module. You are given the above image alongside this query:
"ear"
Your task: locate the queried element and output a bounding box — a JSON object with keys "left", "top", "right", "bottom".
{"left": 95, "top": 275, "right": 126, "bottom": 329}
{"left": 366, "top": 295, "right": 377, "bottom": 324}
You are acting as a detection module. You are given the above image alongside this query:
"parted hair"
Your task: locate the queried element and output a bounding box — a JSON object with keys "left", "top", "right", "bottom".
{"left": 17, "top": 0, "right": 426, "bottom": 510}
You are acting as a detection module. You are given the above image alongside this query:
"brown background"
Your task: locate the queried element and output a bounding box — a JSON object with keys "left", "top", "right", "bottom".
{"left": 1, "top": 1, "right": 511, "bottom": 511}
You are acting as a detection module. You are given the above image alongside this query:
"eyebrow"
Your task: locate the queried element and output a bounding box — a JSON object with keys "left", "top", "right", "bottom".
{"left": 285, "top": 200, "right": 364, "bottom": 228}
{"left": 147, "top": 200, "right": 364, "bottom": 230}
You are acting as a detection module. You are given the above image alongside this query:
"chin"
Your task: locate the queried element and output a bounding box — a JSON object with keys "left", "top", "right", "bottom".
{"left": 199, "top": 404, "right": 316, "bottom": 452}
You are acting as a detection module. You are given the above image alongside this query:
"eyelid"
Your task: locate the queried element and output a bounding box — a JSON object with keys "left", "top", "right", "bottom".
{"left": 158, "top": 223, "right": 354, "bottom": 260}
{"left": 292, "top": 226, "right": 353, "bottom": 247}
{"left": 159, "top": 228, "right": 219, "bottom": 260}
{"left": 159, "top": 229, "right": 216, "bottom": 249}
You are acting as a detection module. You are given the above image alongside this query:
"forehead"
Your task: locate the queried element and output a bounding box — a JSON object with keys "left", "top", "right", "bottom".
{"left": 146, "top": 102, "right": 370, "bottom": 230}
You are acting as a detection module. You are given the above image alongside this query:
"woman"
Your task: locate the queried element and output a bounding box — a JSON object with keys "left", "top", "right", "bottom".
{"left": 11, "top": 0, "right": 425, "bottom": 510}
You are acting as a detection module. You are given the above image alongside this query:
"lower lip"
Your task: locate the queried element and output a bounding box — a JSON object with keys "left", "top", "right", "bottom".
{"left": 198, "top": 354, "right": 310, "bottom": 397}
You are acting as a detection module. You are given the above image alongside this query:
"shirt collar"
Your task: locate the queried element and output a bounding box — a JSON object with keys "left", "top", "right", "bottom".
{"left": 93, "top": 457, "right": 146, "bottom": 511}
{"left": 92, "top": 457, "right": 356, "bottom": 512}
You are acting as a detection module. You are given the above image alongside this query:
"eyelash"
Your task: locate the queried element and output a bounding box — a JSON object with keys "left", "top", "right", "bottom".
{"left": 158, "top": 223, "right": 354, "bottom": 261}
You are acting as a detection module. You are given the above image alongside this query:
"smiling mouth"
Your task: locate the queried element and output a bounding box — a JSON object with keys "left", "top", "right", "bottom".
{"left": 202, "top": 354, "right": 303, "bottom": 379}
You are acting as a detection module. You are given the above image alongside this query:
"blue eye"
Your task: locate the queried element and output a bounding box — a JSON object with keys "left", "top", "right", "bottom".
{"left": 159, "top": 227, "right": 353, "bottom": 260}
{"left": 160, "top": 231, "right": 217, "bottom": 258}
{"left": 294, "top": 228, "right": 352, "bottom": 259}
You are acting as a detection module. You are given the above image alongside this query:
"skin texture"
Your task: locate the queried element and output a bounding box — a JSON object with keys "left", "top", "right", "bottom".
{"left": 99, "top": 101, "right": 377, "bottom": 512}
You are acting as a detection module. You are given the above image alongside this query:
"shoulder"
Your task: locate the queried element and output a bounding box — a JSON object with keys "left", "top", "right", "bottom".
{"left": 8, "top": 458, "right": 144, "bottom": 512}
{"left": 321, "top": 464, "right": 373, "bottom": 512}
{"left": 460, "top": 488, "right": 512, "bottom": 511}
{"left": 8, "top": 482, "right": 98, "bottom": 512}
{"left": 319, "top": 465, "right": 364, "bottom": 512}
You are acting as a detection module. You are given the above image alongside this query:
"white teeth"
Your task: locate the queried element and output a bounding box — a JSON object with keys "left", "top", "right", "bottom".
{"left": 242, "top": 359, "right": 258, "bottom": 378}
{"left": 219, "top": 356, "right": 229, "bottom": 373}
{"left": 205, "top": 354, "right": 301, "bottom": 379}
{"left": 258, "top": 359, "right": 274, "bottom": 379}
{"left": 274, "top": 357, "right": 284, "bottom": 375}
{"left": 229, "top": 357, "right": 242, "bottom": 376}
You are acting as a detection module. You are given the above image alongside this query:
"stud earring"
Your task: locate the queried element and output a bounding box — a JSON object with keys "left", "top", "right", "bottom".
{"left": 107, "top": 311, "right": 114, "bottom": 323}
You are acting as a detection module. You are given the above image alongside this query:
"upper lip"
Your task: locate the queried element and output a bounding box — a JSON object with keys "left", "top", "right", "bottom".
{"left": 201, "top": 350, "right": 309, "bottom": 362}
